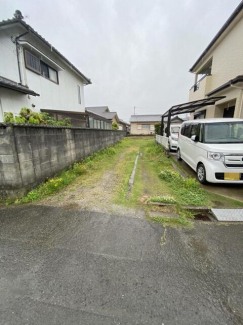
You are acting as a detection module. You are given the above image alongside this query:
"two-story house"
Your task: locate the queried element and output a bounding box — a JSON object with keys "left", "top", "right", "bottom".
{"left": 0, "top": 10, "right": 91, "bottom": 125}
{"left": 189, "top": 1, "right": 243, "bottom": 120}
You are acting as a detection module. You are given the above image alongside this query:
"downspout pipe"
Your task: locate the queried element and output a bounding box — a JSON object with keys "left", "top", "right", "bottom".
{"left": 14, "top": 31, "right": 29, "bottom": 85}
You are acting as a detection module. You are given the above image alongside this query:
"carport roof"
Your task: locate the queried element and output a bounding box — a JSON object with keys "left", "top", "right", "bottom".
{"left": 162, "top": 96, "right": 225, "bottom": 118}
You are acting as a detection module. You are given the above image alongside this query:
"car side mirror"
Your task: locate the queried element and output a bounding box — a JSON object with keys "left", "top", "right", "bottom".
{"left": 191, "top": 135, "right": 199, "bottom": 142}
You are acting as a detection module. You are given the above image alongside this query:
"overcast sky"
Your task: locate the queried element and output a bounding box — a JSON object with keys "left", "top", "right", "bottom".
{"left": 0, "top": 0, "right": 241, "bottom": 121}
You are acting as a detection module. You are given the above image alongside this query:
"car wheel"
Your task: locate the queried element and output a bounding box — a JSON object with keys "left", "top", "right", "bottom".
{"left": 177, "top": 148, "right": 182, "bottom": 161}
{"left": 197, "top": 163, "right": 207, "bottom": 184}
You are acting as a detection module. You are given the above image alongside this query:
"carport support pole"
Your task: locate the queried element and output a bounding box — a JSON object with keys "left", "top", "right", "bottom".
{"left": 166, "top": 109, "right": 171, "bottom": 137}
{"left": 160, "top": 115, "right": 164, "bottom": 136}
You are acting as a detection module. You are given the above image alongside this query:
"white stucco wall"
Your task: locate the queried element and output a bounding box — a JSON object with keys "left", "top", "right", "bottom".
{"left": 0, "top": 23, "right": 88, "bottom": 121}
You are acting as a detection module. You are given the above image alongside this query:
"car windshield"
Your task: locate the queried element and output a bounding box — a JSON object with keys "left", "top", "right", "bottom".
{"left": 204, "top": 122, "right": 243, "bottom": 143}
{"left": 171, "top": 126, "right": 180, "bottom": 134}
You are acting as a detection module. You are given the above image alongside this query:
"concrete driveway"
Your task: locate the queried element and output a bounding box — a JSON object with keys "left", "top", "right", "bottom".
{"left": 170, "top": 153, "right": 243, "bottom": 202}
{"left": 0, "top": 205, "right": 243, "bottom": 324}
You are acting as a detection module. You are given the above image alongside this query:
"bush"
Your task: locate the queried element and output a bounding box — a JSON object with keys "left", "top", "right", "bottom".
{"left": 4, "top": 108, "right": 72, "bottom": 126}
{"left": 4, "top": 112, "right": 15, "bottom": 123}
{"left": 112, "top": 122, "right": 119, "bottom": 130}
{"left": 154, "top": 123, "right": 161, "bottom": 135}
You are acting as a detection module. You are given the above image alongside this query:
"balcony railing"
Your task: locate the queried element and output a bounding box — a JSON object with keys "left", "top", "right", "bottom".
{"left": 191, "top": 74, "right": 211, "bottom": 92}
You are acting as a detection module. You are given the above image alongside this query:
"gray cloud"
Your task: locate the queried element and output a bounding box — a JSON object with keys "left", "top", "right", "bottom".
{"left": 0, "top": 0, "right": 240, "bottom": 121}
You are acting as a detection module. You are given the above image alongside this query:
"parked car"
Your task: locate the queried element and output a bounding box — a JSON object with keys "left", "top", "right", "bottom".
{"left": 177, "top": 118, "right": 243, "bottom": 184}
{"left": 167, "top": 125, "right": 181, "bottom": 151}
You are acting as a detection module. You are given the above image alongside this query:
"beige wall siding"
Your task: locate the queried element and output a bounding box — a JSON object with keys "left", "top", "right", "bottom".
{"left": 189, "top": 15, "right": 243, "bottom": 119}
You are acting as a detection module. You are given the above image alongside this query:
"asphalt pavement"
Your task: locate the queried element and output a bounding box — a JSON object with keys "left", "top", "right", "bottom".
{"left": 0, "top": 205, "right": 243, "bottom": 324}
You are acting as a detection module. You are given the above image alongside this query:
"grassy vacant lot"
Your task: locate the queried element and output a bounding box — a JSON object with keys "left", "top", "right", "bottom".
{"left": 4, "top": 137, "right": 243, "bottom": 216}
{"left": 113, "top": 137, "right": 243, "bottom": 208}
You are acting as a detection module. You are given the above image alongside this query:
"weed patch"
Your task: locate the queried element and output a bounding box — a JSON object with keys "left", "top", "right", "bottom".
{"left": 149, "top": 195, "right": 176, "bottom": 204}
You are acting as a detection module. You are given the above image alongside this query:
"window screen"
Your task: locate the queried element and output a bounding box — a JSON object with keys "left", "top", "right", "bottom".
{"left": 25, "top": 50, "right": 40, "bottom": 73}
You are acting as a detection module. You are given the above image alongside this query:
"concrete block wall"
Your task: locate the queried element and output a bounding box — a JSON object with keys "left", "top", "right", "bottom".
{"left": 0, "top": 124, "right": 125, "bottom": 198}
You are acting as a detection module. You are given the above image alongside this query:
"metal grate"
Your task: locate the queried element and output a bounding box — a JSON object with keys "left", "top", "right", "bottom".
{"left": 211, "top": 209, "right": 243, "bottom": 221}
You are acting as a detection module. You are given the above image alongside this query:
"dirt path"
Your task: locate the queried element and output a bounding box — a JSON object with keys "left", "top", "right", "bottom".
{"left": 38, "top": 146, "right": 146, "bottom": 218}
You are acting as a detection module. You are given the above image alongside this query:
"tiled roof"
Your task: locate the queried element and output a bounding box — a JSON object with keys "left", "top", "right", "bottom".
{"left": 86, "top": 106, "right": 109, "bottom": 114}
{"left": 130, "top": 115, "right": 162, "bottom": 123}
{"left": 0, "top": 76, "right": 39, "bottom": 96}
{"left": 0, "top": 18, "right": 91, "bottom": 85}
{"left": 86, "top": 107, "right": 118, "bottom": 121}
{"left": 119, "top": 119, "right": 130, "bottom": 125}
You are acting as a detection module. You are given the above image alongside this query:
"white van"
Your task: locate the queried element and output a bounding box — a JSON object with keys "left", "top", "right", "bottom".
{"left": 167, "top": 124, "right": 181, "bottom": 151}
{"left": 177, "top": 118, "right": 243, "bottom": 184}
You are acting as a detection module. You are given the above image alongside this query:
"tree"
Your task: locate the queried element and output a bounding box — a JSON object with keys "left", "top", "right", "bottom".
{"left": 154, "top": 123, "right": 161, "bottom": 135}
{"left": 112, "top": 122, "right": 119, "bottom": 130}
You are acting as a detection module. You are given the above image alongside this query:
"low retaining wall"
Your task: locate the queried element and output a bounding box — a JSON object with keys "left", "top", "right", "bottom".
{"left": 0, "top": 124, "right": 125, "bottom": 198}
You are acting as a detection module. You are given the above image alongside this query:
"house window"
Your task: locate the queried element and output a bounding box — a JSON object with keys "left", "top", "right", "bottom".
{"left": 141, "top": 124, "right": 150, "bottom": 129}
{"left": 77, "top": 85, "right": 81, "bottom": 104}
{"left": 25, "top": 50, "right": 41, "bottom": 73}
{"left": 40, "top": 61, "right": 49, "bottom": 78}
{"left": 25, "top": 50, "right": 58, "bottom": 84}
{"left": 89, "top": 117, "right": 94, "bottom": 128}
{"left": 49, "top": 67, "right": 58, "bottom": 83}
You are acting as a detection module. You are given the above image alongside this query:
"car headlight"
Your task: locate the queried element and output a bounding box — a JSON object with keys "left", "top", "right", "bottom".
{"left": 207, "top": 152, "right": 224, "bottom": 161}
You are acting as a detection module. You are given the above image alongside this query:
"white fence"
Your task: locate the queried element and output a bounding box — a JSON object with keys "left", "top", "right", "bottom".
{"left": 156, "top": 134, "right": 169, "bottom": 150}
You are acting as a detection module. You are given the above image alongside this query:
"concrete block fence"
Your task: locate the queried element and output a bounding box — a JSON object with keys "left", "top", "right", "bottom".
{"left": 0, "top": 124, "right": 125, "bottom": 198}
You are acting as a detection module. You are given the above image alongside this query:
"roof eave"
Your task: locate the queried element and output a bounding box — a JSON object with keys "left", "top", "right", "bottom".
{"left": 189, "top": 2, "right": 243, "bottom": 73}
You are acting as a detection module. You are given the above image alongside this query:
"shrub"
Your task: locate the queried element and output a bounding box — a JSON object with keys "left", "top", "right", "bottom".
{"left": 4, "top": 108, "right": 72, "bottom": 126}
{"left": 14, "top": 116, "right": 26, "bottom": 123}
{"left": 4, "top": 112, "right": 15, "bottom": 123}
{"left": 112, "top": 122, "right": 119, "bottom": 130}
{"left": 154, "top": 123, "right": 161, "bottom": 135}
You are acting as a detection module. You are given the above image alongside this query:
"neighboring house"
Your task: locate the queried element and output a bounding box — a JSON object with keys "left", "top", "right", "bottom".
{"left": 86, "top": 109, "right": 112, "bottom": 130}
{"left": 0, "top": 10, "right": 91, "bottom": 124}
{"left": 130, "top": 115, "right": 162, "bottom": 135}
{"left": 119, "top": 119, "right": 130, "bottom": 133}
{"left": 86, "top": 106, "right": 121, "bottom": 129}
{"left": 189, "top": 2, "right": 243, "bottom": 120}
{"left": 130, "top": 115, "right": 185, "bottom": 135}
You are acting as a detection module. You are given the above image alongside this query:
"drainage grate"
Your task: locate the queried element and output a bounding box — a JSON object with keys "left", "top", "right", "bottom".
{"left": 194, "top": 213, "right": 212, "bottom": 221}
{"left": 211, "top": 209, "right": 243, "bottom": 222}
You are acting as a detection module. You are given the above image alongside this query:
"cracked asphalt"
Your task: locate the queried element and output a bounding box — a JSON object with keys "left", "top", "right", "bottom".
{"left": 0, "top": 205, "right": 243, "bottom": 324}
